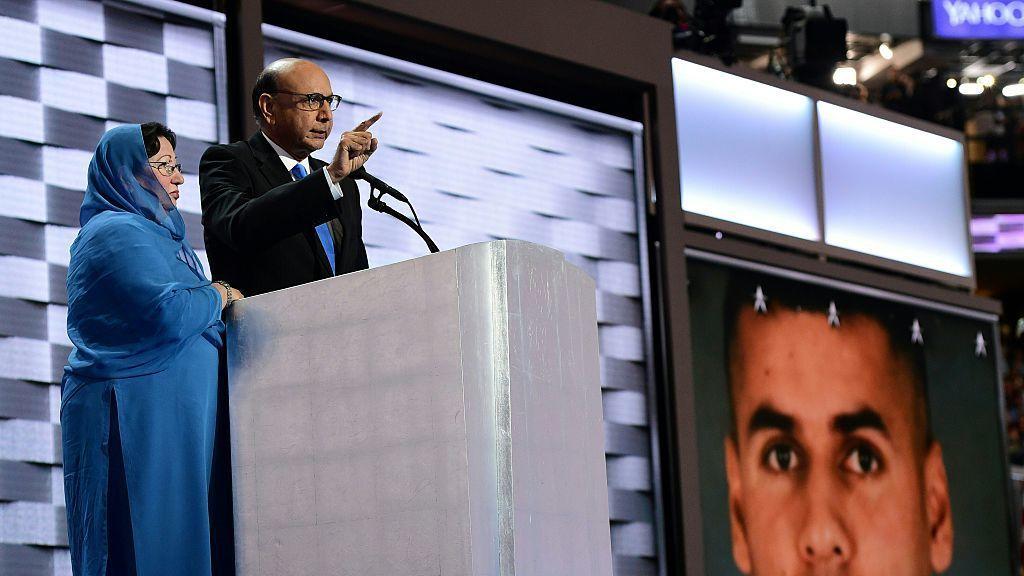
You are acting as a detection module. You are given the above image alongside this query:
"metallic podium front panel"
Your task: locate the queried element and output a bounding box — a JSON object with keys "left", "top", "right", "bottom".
{"left": 227, "top": 240, "right": 612, "bottom": 576}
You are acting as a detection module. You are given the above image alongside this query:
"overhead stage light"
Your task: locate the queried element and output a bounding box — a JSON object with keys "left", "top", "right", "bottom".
{"left": 832, "top": 66, "right": 857, "bottom": 86}
{"left": 1003, "top": 83, "right": 1024, "bottom": 97}
{"left": 959, "top": 82, "right": 984, "bottom": 95}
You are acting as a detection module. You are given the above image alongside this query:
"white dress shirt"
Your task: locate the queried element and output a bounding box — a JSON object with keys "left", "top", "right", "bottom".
{"left": 261, "top": 132, "right": 344, "bottom": 200}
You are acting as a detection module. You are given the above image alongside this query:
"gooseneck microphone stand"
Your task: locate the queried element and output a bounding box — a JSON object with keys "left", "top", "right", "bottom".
{"left": 354, "top": 168, "right": 439, "bottom": 254}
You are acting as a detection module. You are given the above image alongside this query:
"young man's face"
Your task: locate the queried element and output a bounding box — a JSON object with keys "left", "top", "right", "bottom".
{"left": 725, "top": 308, "right": 953, "bottom": 576}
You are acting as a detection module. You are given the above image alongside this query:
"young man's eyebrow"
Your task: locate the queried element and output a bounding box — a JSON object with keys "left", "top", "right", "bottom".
{"left": 747, "top": 404, "right": 795, "bottom": 437}
{"left": 832, "top": 408, "right": 889, "bottom": 438}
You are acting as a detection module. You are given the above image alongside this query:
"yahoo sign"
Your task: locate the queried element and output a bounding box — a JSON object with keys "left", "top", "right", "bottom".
{"left": 933, "top": 0, "right": 1024, "bottom": 38}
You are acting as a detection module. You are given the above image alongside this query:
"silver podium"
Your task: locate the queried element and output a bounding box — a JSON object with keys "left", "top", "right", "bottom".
{"left": 226, "top": 240, "right": 613, "bottom": 576}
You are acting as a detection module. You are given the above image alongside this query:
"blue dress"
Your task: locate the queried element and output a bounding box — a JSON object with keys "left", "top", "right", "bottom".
{"left": 62, "top": 125, "right": 227, "bottom": 576}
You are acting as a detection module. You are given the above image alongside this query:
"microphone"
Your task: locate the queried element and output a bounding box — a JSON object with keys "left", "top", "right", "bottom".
{"left": 353, "top": 167, "right": 439, "bottom": 254}
{"left": 349, "top": 167, "right": 408, "bottom": 202}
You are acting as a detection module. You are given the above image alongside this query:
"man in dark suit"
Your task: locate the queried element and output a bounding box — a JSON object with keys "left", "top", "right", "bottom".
{"left": 199, "top": 58, "right": 380, "bottom": 296}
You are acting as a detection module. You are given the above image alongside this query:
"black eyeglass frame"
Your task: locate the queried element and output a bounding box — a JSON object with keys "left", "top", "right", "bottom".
{"left": 268, "top": 90, "right": 344, "bottom": 111}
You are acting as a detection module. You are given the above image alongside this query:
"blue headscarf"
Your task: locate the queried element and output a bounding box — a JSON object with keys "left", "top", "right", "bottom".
{"left": 79, "top": 124, "right": 204, "bottom": 275}
{"left": 63, "top": 125, "right": 222, "bottom": 388}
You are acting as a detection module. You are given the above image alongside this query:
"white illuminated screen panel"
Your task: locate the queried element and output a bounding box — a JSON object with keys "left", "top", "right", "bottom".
{"left": 817, "top": 102, "right": 971, "bottom": 277}
{"left": 672, "top": 58, "right": 819, "bottom": 240}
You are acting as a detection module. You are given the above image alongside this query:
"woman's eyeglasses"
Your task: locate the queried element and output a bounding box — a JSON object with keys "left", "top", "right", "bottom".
{"left": 269, "top": 91, "right": 343, "bottom": 111}
{"left": 149, "top": 161, "right": 183, "bottom": 177}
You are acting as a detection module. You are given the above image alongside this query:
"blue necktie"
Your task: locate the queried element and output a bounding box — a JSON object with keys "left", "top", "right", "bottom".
{"left": 290, "top": 163, "right": 336, "bottom": 274}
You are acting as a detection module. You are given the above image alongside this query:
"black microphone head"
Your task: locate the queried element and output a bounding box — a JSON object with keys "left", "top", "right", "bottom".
{"left": 348, "top": 167, "right": 409, "bottom": 202}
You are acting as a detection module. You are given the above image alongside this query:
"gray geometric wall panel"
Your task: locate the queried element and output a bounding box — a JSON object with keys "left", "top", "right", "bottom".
{"left": 0, "top": 1, "right": 224, "bottom": 574}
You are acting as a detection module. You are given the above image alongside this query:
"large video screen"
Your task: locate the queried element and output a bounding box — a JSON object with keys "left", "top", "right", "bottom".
{"left": 817, "top": 102, "right": 971, "bottom": 278}
{"left": 686, "top": 255, "right": 1014, "bottom": 575}
{"left": 673, "top": 58, "right": 819, "bottom": 241}
{"left": 672, "top": 57, "right": 973, "bottom": 286}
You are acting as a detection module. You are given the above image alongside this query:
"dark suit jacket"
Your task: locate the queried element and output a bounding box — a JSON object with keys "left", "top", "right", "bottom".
{"left": 199, "top": 133, "right": 368, "bottom": 296}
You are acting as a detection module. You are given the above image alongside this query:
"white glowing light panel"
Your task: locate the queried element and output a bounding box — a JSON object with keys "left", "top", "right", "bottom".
{"left": 265, "top": 26, "right": 657, "bottom": 575}
{"left": 0, "top": 2, "right": 224, "bottom": 575}
{"left": 817, "top": 102, "right": 971, "bottom": 278}
{"left": 672, "top": 58, "right": 819, "bottom": 241}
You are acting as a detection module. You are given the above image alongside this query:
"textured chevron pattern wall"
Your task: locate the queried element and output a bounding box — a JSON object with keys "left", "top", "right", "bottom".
{"left": 0, "top": 1, "right": 221, "bottom": 573}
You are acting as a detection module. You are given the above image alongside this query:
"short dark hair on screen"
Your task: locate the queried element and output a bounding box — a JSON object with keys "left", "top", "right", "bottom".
{"left": 721, "top": 268, "right": 932, "bottom": 447}
{"left": 251, "top": 66, "right": 281, "bottom": 127}
{"left": 140, "top": 122, "right": 176, "bottom": 157}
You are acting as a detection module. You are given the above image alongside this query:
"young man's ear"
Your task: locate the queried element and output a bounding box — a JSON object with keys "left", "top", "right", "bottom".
{"left": 925, "top": 442, "right": 953, "bottom": 573}
{"left": 725, "top": 436, "right": 753, "bottom": 574}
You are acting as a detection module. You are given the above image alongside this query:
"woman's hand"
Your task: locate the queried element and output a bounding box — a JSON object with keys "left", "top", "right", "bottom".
{"left": 212, "top": 282, "right": 229, "bottom": 310}
{"left": 212, "top": 282, "right": 244, "bottom": 310}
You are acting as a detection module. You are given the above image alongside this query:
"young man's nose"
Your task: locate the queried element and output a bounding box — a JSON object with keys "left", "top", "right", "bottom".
{"left": 797, "top": 472, "right": 853, "bottom": 565}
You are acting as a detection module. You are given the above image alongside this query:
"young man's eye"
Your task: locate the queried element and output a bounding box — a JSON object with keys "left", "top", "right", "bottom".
{"left": 842, "top": 444, "right": 882, "bottom": 475}
{"left": 764, "top": 443, "right": 799, "bottom": 472}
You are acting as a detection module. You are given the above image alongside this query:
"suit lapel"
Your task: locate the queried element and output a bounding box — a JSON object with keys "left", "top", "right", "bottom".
{"left": 249, "top": 133, "right": 336, "bottom": 277}
{"left": 247, "top": 133, "right": 293, "bottom": 192}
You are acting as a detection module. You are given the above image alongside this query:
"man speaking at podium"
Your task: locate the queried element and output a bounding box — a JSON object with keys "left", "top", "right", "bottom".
{"left": 200, "top": 58, "right": 379, "bottom": 296}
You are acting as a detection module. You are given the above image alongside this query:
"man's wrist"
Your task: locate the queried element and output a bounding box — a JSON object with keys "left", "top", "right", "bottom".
{"left": 323, "top": 167, "right": 345, "bottom": 200}
{"left": 326, "top": 164, "right": 344, "bottom": 183}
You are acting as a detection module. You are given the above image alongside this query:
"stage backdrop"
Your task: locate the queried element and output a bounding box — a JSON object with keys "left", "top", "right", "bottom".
{"left": 263, "top": 26, "right": 658, "bottom": 575}
{"left": 0, "top": 2, "right": 659, "bottom": 575}
{"left": 686, "top": 254, "right": 1015, "bottom": 575}
{"left": 0, "top": 1, "right": 223, "bottom": 574}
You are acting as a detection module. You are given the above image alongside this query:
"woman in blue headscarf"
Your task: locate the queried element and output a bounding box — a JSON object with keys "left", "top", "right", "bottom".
{"left": 62, "top": 123, "right": 243, "bottom": 576}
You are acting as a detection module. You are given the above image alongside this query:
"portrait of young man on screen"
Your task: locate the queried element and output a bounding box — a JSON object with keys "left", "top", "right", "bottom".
{"left": 723, "top": 291, "right": 954, "bottom": 576}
